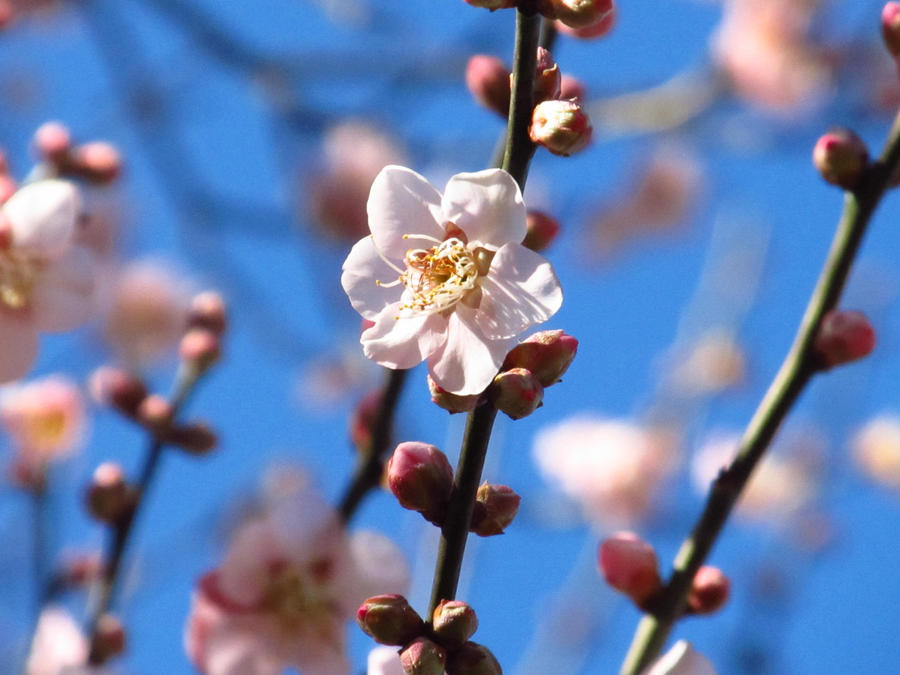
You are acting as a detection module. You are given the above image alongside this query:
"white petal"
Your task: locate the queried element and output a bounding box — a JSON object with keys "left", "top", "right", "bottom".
{"left": 30, "top": 246, "right": 95, "bottom": 333}
{"left": 349, "top": 531, "right": 410, "bottom": 605}
{"left": 0, "top": 312, "right": 39, "bottom": 383}
{"left": 341, "top": 236, "right": 402, "bottom": 320}
{"left": 367, "top": 166, "right": 444, "bottom": 258}
{"left": 474, "top": 243, "right": 563, "bottom": 339}
{"left": 4, "top": 180, "right": 80, "bottom": 260}
{"left": 362, "top": 305, "right": 447, "bottom": 370}
{"left": 442, "top": 169, "right": 526, "bottom": 247}
{"left": 427, "top": 306, "right": 514, "bottom": 395}
{"left": 368, "top": 646, "right": 405, "bottom": 675}
{"left": 645, "top": 640, "right": 717, "bottom": 675}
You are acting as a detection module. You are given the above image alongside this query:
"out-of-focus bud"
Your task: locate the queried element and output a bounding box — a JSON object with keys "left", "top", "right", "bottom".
{"left": 463, "top": 0, "right": 517, "bottom": 9}
{"left": 503, "top": 329, "right": 578, "bottom": 387}
{"left": 164, "top": 422, "right": 218, "bottom": 455}
{"left": 387, "top": 442, "right": 454, "bottom": 522}
{"left": 428, "top": 374, "right": 480, "bottom": 414}
{"left": 89, "top": 613, "right": 126, "bottom": 664}
{"left": 33, "top": 121, "right": 71, "bottom": 164}
{"left": 466, "top": 55, "right": 511, "bottom": 117}
{"left": 533, "top": 47, "right": 561, "bottom": 103}
{"left": 559, "top": 74, "right": 586, "bottom": 103}
{"left": 136, "top": 395, "right": 174, "bottom": 434}
{"left": 187, "top": 291, "right": 227, "bottom": 336}
{"left": 470, "top": 482, "right": 521, "bottom": 536}
{"left": 350, "top": 389, "right": 381, "bottom": 452}
{"left": 357, "top": 594, "right": 425, "bottom": 646}
{"left": 69, "top": 142, "right": 122, "bottom": 184}
{"left": 530, "top": 99, "right": 592, "bottom": 156}
{"left": 686, "top": 565, "right": 730, "bottom": 615}
{"left": 812, "top": 128, "right": 868, "bottom": 190}
{"left": 432, "top": 600, "right": 478, "bottom": 649}
{"left": 813, "top": 310, "right": 876, "bottom": 369}
{"left": 883, "top": 3, "right": 900, "bottom": 58}
{"left": 522, "top": 210, "right": 560, "bottom": 252}
{"left": 598, "top": 532, "right": 662, "bottom": 607}
{"left": 180, "top": 328, "right": 221, "bottom": 375}
{"left": 490, "top": 368, "right": 543, "bottom": 420}
{"left": 556, "top": 5, "right": 615, "bottom": 39}
{"left": 445, "top": 642, "right": 502, "bottom": 675}
{"left": 89, "top": 367, "right": 148, "bottom": 419}
{"left": 552, "top": 0, "right": 614, "bottom": 30}
{"left": 399, "top": 637, "right": 447, "bottom": 675}
{"left": 86, "top": 462, "right": 131, "bottom": 524}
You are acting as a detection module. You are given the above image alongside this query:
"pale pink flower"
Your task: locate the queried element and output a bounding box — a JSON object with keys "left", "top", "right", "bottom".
{"left": 185, "top": 487, "right": 409, "bottom": 675}
{"left": 26, "top": 605, "right": 88, "bottom": 675}
{"left": 851, "top": 416, "right": 900, "bottom": 489}
{"left": 0, "top": 179, "right": 94, "bottom": 382}
{"left": 341, "top": 166, "right": 562, "bottom": 395}
{"left": 367, "top": 646, "right": 405, "bottom": 675}
{"left": 645, "top": 640, "right": 716, "bottom": 675}
{"left": 533, "top": 416, "right": 678, "bottom": 527}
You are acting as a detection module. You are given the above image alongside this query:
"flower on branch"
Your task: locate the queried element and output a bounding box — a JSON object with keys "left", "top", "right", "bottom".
{"left": 342, "top": 166, "right": 562, "bottom": 395}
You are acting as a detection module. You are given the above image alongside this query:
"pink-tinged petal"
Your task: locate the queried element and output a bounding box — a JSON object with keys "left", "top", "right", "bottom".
{"left": 362, "top": 305, "right": 447, "bottom": 370}
{"left": 277, "top": 620, "right": 351, "bottom": 675}
{"left": 0, "top": 312, "right": 38, "bottom": 383}
{"left": 474, "top": 243, "right": 563, "bottom": 339}
{"left": 200, "top": 617, "right": 283, "bottom": 675}
{"left": 4, "top": 180, "right": 80, "bottom": 261}
{"left": 217, "top": 521, "right": 282, "bottom": 607}
{"left": 268, "top": 488, "right": 343, "bottom": 566}
{"left": 427, "top": 306, "right": 515, "bottom": 395}
{"left": 368, "top": 646, "right": 405, "bottom": 675}
{"left": 442, "top": 169, "right": 526, "bottom": 247}
{"left": 367, "top": 166, "right": 444, "bottom": 258}
{"left": 30, "top": 246, "right": 94, "bottom": 333}
{"left": 341, "top": 236, "right": 402, "bottom": 320}
{"left": 346, "top": 531, "right": 410, "bottom": 610}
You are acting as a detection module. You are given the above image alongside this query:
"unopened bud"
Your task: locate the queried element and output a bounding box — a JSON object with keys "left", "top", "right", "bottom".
{"left": 432, "top": 600, "right": 478, "bottom": 649}
{"left": 503, "top": 329, "right": 578, "bottom": 387}
{"left": 813, "top": 310, "right": 876, "bottom": 369}
{"left": 553, "top": 0, "right": 614, "bottom": 30}
{"left": 164, "top": 422, "right": 218, "bottom": 455}
{"left": 70, "top": 142, "right": 122, "bottom": 184}
{"left": 686, "top": 565, "right": 730, "bottom": 615}
{"left": 428, "top": 374, "right": 479, "bottom": 414}
{"left": 86, "top": 462, "right": 131, "bottom": 523}
{"left": 400, "top": 637, "right": 447, "bottom": 675}
{"left": 466, "top": 54, "right": 511, "bottom": 117}
{"left": 136, "top": 394, "right": 174, "bottom": 433}
{"left": 357, "top": 594, "right": 425, "bottom": 646}
{"left": 523, "top": 210, "right": 560, "bottom": 252}
{"left": 89, "top": 367, "right": 148, "bottom": 419}
{"left": 445, "top": 642, "right": 502, "bottom": 675}
{"left": 180, "top": 328, "right": 221, "bottom": 374}
{"left": 387, "top": 442, "right": 454, "bottom": 522}
{"left": 530, "top": 99, "right": 592, "bottom": 156}
{"left": 557, "top": 3, "right": 615, "bottom": 39}
{"left": 883, "top": 3, "right": 900, "bottom": 58}
{"left": 598, "top": 532, "right": 662, "bottom": 608}
{"left": 90, "top": 613, "right": 126, "bottom": 663}
{"left": 33, "top": 121, "right": 71, "bottom": 164}
{"left": 533, "top": 47, "right": 561, "bottom": 103}
{"left": 490, "top": 368, "right": 543, "bottom": 420}
{"left": 470, "top": 482, "right": 521, "bottom": 536}
{"left": 350, "top": 389, "right": 381, "bottom": 452}
{"left": 812, "top": 128, "right": 868, "bottom": 190}
{"left": 187, "top": 291, "right": 227, "bottom": 336}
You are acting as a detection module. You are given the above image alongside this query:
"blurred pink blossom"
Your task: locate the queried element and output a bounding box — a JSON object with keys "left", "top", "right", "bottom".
{"left": 341, "top": 166, "right": 562, "bottom": 395}
{"left": 26, "top": 605, "right": 88, "bottom": 675}
{"left": 367, "top": 646, "right": 405, "bottom": 675}
{"left": 185, "top": 485, "right": 409, "bottom": 675}
{"left": 851, "top": 415, "right": 900, "bottom": 489}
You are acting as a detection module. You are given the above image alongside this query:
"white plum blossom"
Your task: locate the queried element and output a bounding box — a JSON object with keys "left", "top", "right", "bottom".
{"left": 645, "top": 640, "right": 716, "bottom": 675}
{"left": 341, "top": 166, "right": 562, "bottom": 395}
{"left": 0, "top": 179, "right": 94, "bottom": 382}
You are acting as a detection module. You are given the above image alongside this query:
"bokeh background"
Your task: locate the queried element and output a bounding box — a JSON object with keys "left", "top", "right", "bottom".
{"left": 3, "top": 0, "right": 900, "bottom": 673}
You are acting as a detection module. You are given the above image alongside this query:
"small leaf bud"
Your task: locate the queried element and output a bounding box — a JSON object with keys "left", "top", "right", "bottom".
{"left": 470, "top": 482, "right": 521, "bottom": 536}
{"left": 813, "top": 310, "right": 876, "bottom": 369}
{"left": 88, "top": 367, "right": 148, "bottom": 419}
{"left": 812, "top": 128, "right": 868, "bottom": 190}
{"left": 686, "top": 565, "right": 730, "bottom": 615}
{"left": 466, "top": 54, "right": 511, "bottom": 117}
{"left": 428, "top": 374, "right": 480, "bottom": 414}
{"left": 85, "top": 462, "right": 131, "bottom": 524}
{"left": 179, "top": 328, "right": 221, "bottom": 375}
{"left": 522, "top": 210, "right": 561, "bottom": 252}
{"left": 387, "top": 442, "right": 454, "bottom": 522}
{"left": 350, "top": 389, "right": 381, "bottom": 452}
{"left": 432, "top": 600, "right": 478, "bottom": 649}
{"left": 164, "top": 422, "right": 218, "bottom": 455}
{"left": 502, "top": 329, "right": 578, "bottom": 387}
{"left": 400, "top": 637, "right": 447, "bottom": 675}
{"left": 598, "top": 532, "right": 662, "bottom": 608}
{"left": 445, "top": 642, "right": 503, "bottom": 675}
{"left": 187, "top": 291, "right": 227, "bottom": 336}
{"left": 530, "top": 99, "right": 593, "bottom": 157}
{"left": 490, "top": 368, "right": 543, "bottom": 420}
{"left": 357, "top": 594, "right": 425, "bottom": 646}
{"left": 69, "top": 142, "right": 122, "bottom": 184}
{"left": 90, "top": 613, "right": 127, "bottom": 663}
{"left": 552, "top": 0, "right": 614, "bottom": 30}
{"left": 136, "top": 394, "right": 174, "bottom": 434}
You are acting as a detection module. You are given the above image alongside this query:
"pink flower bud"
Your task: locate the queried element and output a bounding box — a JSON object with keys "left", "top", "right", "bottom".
{"left": 490, "top": 367, "right": 543, "bottom": 420}
{"left": 427, "top": 374, "right": 480, "bottom": 414}
{"left": 33, "top": 121, "right": 71, "bottom": 164}
{"left": 470, "top": 482, "right": 521, "bottom": 536}
{"left": 812, "top": 128, "right": 868, "bottom": 189}
{"left": 814, "top": 310, "right": 876, "bottom": 369}
{"left": 90, "top": 613, "right": 126, "bottom": 663}
{"left": 400, "top": 637, "right": 447, "bottom": 675}
{"left": 137, "top": 395, "right": 174, "bottom": 433}
{"left": 432, "top": 600, "right": 478, "bottom": 648}
{"left": 552, "top": 0, "right": 614, "bottom": 30}
{"left": 180, "top": 328, "right": 221, "bottom": 374}
{"left": 533, "top": 47, "right": 561, "bottom": 103}
{"left": 686, "top": 565, "right": 730, "bottom": 615}
{"left": 387, "top": 442, "right": 454, "bottom": 522}
{"left": 598, "top": 532, "right": 662, "bottom": 607}
{"left": 88, "top": 367, "right": 148, "bottom": 419}
{"left": 164, "top": 422, "right": 218, "bottom": 455}
{"left": 357, "top": 594, "right": 425, "bottom": 646}
{"left": 350, "top": 389, "right": 381, "bottom": 453}
{"left": 187, "top": 291, "right": 227, "bottom": 336}
{"left": 85, "top": 462, "right": 131, "bottom": 524}
{"left": 883, "top": 3, "right": 900, "bottom": 58}
{"left": 530, "top": 99, "right": 592, "bottom": 156}
{"left": 445, "top": 642, "right": 502, "bottom": 675}
{"left": 70, "top": 142, "right": 122, "bottom": 184}
{"left": 466, "top": 54, "right": 511, "bottom": 117}
{"left": 556, "top": 5, "right": 615, "bottom": 39}
{"left": 522, "top": 210, "right": 561, "bottom": 252}
{"left": 502, "top": 329, "right": 578, "bottom": 387}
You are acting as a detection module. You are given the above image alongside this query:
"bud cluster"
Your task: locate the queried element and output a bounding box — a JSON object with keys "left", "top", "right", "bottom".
{"left": 32, "top": 121, "right": 123, "bottom": 185}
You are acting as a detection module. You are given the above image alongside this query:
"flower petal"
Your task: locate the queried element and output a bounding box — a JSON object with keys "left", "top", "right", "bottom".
{"left": 473, "top": 243, "right": 563, "bottom": 339}
{"left": 4, "top": 180, "right": 80, "bottom": 260}
{"left": 367, "top": 166, "right": 444, "bottom": 258}
{"left": 427, "top": 306, "right": 515, "bottom": 395}
{"left": 341, "top": 236, "right": 402, "bottom": 320}
{"left": 442, "top": 169, "right": 526, "bottom": 247}
{"left": 30, "top": 246, "right": 94, "bottom": 333}
{"left": 0, "top": 312, "right": 39, "bottom": 383}
{"left": 362, "top": 305, "right": 447, "bottom": 370}
{"left": 348, "top": 531, "right": 410, "bottom": 608}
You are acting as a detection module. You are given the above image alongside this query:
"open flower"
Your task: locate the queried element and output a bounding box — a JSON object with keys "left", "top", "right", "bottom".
{"left": 0, "top": 179, "right": 94, "bottom": 382}
{"left": 341, "top": 166, "right": 562, "bottom": 395}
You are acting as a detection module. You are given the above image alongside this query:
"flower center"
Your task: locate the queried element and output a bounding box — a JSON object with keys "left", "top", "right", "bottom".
{"left": 262, "top": 562, "right": 335, "bottom": 630}
{"left": 399, "top": 237, "right": 479, "bottom": 315}
{"left": 0, "top": 252, "right": 37, "bottom": 311}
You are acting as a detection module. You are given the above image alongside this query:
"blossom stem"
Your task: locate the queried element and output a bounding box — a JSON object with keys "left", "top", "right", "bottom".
{"left": 501, "top": 6, "right": 541, "bottom": 188}
{"left": 84, "top": 362, "right": 206, "bottom": 665}
{"left": 427, "top": 400, "right": 499, "bottom": 615}
{"left": 338, "top": 368, "right": 408, "bottom": 523}
{"left": 619, "top": 110, "right": 900, "bottom": 675}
